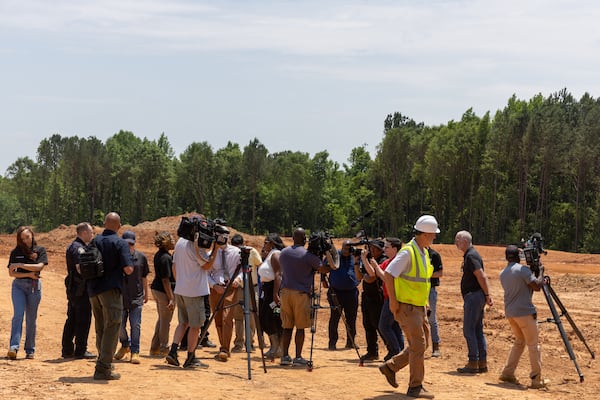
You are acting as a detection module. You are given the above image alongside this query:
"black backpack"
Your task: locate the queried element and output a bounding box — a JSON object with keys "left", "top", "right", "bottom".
{"left": 78, "top": 242, "right": 104, "bottom": 280}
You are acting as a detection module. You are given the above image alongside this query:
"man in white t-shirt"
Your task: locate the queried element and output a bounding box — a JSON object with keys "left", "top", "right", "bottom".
{"left": 165, "top": 232, "right": 218, "bottom": 369}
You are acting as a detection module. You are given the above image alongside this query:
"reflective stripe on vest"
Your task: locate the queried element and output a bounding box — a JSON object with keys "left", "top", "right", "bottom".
{"left": 393, "top": 241, "right": 433, "bottom": 306}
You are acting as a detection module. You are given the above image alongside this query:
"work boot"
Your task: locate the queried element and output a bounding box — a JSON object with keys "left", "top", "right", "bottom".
{"left": 529, "top": 374, "right": 550, "bottom": 389}
{"left": 113, "top": 346, "right": 130, "bottom": 360}
{"left": 499, "top": 374, "right": 519, "bottom": 384}
{"left": 457, "top": 360, "right": 479, "bottom": 374}
{"left": 265, "top": 334, "right": 281, "bottom": 359}
{"left": 431, "top": 342, "right": 441, "bottom": 358}
{"left": 406, "top": 385, "right": 435, "bottom": 399}
{"left": 130, "top": 352, "right": 140, "bottom": 364}
{"left": 478, "top": 359, "right": 488, "bottom": 373}
{"left": 378, "top": 363, "right": 398, "bottom": 388}
{"left": 93, "top": 367, "right": 121, "bottom": 380}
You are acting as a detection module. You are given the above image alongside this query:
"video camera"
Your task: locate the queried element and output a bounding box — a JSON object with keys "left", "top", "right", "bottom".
{"left": 346, "top": 230, "right": 373, "bottom": 258}
{"left": 522, "top": 232, "right": 547, "bottom": 277}
{"left": 307, "top": 230, "right": 334, "bottom": 257}
{"left": 177, "top": 215, "right": 229, "bottom": 248}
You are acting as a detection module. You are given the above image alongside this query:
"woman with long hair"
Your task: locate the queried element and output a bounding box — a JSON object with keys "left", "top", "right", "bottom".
{"left": 7, "top": 226, "right": 48, "bottom": 360}
{"left": 149, "top": 231, "right": 176, "bottom": 357}
{"left": 258, "top": 233, "right": 285, "bottom": 360}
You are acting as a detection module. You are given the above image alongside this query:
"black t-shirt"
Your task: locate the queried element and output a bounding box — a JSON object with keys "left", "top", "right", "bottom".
{"left": 428, "top": 248, "right": 443, "bottom": 287}
{"left": 122, "top": 249, "right": 149, "bottom": 308}
{"left": 151, "top": 249, "right": 175, "bottom": 292}
{"left": 8, "top": 245, "right": 48, "bottom": 274}
{"left": 460, "top": 246, "right": 484, "bottom": 296}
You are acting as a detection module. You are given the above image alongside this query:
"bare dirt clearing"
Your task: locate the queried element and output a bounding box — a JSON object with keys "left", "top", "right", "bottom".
{"left": 0, "top": 216, "right": 598, "bottom": 399}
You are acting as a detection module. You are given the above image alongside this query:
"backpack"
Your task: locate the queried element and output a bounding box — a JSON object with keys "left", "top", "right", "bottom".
{"left": 78, "top": 242, "right": 104, "bottom": 280}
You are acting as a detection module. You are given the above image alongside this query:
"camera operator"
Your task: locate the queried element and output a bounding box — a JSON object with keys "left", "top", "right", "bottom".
{"left": 207, "top": 226, "right": 243, "bottom": 362}
{"left": 324, "top": 240, "right": 359, "bottom": 352}
{"left": 165, "top": 219, "right": 218, "bottom": 369}
{"left": 278, "top": 228, "right": 328, "bottom": 366}
{"left": 355, "top": 239, "right": 387, "bottom": 361}
{"left": 498, "top": 245, "right": 548, "bottom": 389}
{"left": 361, "top": 237, "right": 405, "bottom": 362}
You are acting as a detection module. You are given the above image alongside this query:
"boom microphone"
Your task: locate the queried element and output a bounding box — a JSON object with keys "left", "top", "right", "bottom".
{"left": 350, "top": 210, "right": 374, "bottom": 228}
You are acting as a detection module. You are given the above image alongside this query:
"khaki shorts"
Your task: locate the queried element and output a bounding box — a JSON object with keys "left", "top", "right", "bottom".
{"left": 175, "top": 294, "right": 206, "bottom": 329}
{"left": 280, "top": 288, "right": 311, "bottom": 329}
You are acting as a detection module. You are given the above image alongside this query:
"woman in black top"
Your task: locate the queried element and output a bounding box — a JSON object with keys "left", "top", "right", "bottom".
{"left": 149, "top": 231, "right": 176, "bottom": 356}
{"left": 7, "top": 226, "right": 48, "bottom": 360}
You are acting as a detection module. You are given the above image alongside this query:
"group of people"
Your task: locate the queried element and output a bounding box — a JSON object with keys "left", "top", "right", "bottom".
{"left": 5, "top": 213, "right": 550, "bottom": 395}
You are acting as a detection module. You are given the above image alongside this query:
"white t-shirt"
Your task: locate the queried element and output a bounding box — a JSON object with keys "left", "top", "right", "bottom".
{"left": 173, "top": 237, "right": 210, "bottom": 297}
{"left": 385, "top": 239, "right": 427, "bottom": 278}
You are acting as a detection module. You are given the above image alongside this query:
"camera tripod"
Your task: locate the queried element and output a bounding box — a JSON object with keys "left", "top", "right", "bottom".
{"left": 538, "top": 274, "right": 595, "bottom": 382}
{"left": 198, "top": 246, "right": 267, "bottom": 379}
{"left": 307, "top": 272, "right": 363, "bottom": 371}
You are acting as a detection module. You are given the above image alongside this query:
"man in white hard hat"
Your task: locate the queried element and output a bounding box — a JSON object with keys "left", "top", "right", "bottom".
{"left": 378, "top": 215, "right": 438, "bottom": 399}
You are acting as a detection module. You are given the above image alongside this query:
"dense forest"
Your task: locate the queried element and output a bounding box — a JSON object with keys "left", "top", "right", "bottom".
{"left": 1, "top": 89, "right": 599, "bottom": 253}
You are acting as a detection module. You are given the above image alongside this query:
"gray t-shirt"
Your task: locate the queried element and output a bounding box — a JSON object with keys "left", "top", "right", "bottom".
{"left": 499, "top": 262, "right": 537, "bottom": 318}
{"left": 173, "top": 237, "right": 210, "bottom": 297}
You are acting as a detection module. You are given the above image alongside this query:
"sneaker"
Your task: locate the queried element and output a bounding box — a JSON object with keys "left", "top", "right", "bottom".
{"left": 360, "top": 352, "right": 379, "bottom": 362}
{"left": 292, "top": 357, "right": 308, "bottom": 366}
{"left": 406, "top": 385, "right": 435, "bottom": 399}
{"left": 378, "top": 363, "right": 398, "bottom": 388}
{"left": 25, "top": 353, "right": 35, "bottom": 360}
{"left": 114, "top": 346, "right": 130, "bottom": 360}
{"left": 499, "top": 374, "right": 520, "bottom": 384}
{"left": 214, "top": 351, "right": 229, "bottom": 362}
{"left": 231, "top": 344, "right": 244, "bottom": 353}
{"left": 200, "top": 338, "right": 217, "bottom": 348}
{"left": 431, "top": 349, "right": 441, "bottom": 358}
{"left": 7, "top": 350, "right": 17, "bottom": 360}
{"left": 166, "top": 352, "right": 180, "bottom": 367}
{"left": 74, "top": 351, "right": 96, "bottom": 359}
{"left": 130, "top": 352, "right": 140, "bottom": 364}
{"left": 93, "top": 370, "right": 121, "bottom": 380}
{"left": 280, "top": 355, "right": 293, "bottom": 366}
{"left": 183, "top": 357, "right": 209, "bottom": 369}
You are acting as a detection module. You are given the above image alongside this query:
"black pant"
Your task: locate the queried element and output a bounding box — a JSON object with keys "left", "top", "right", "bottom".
{"left": 361, "top": 292, "right": 383, "bottom": 354}
{"left": 61, "top": 294, "right": 92, "bottom": 356}
{"left": 327, "top": 287, "right": 359, "bottom": 346}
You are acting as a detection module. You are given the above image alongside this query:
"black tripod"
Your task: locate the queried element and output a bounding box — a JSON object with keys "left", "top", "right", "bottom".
{"left": 307, "top": 272, "right": 362, "bottom": 371}
{"left": 198, "top": 246, "right": 267, "bottom": 379}
{"left": 539, "top": 274, "right": 595, "bottom": 382}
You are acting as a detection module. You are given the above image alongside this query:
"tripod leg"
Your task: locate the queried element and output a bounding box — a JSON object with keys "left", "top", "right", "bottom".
{"left": 546, "top": 283, "right": 595, "bottom": 359}
{"left": 541, "top": 283, "right": 585, "bottom": 382}
{"left": 246, "top": 271, "right": 268, "bottom": 373}
{"left": 307, "top": 277, "right": 320, "bottom": 372}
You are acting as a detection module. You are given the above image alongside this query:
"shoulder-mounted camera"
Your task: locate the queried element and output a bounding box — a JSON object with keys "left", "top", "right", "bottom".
{"left": 177, "top": 215, "right": 229, "bottom": 248}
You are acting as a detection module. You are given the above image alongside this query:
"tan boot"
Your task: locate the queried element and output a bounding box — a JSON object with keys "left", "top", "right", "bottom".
{"left": 457, "top": 360, "right": 479, "bottom": 373}
{"left": 529, "top": 375, "right": 550, "bottom": 389}
{"left": 478, "top": 359, "right": 488, "bottom": 373}
{"left": 114, "top": 346, "right": 130, "bottom": 360}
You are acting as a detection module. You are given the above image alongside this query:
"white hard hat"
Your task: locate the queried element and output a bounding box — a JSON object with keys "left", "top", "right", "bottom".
{"left": 414, "top": 215, "right": 440, "bottom": 234}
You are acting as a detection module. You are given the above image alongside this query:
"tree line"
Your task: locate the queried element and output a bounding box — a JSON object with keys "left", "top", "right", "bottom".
{"left": 1, "top": 89, "right": 599, "bottom": 253}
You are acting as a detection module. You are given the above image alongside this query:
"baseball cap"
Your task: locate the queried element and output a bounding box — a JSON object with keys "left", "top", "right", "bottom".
{"left": 122, "top": 230, "right": 136, "bottom": 244}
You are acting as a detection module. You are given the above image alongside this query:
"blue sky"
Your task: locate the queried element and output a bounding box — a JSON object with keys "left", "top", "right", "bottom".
{"left": 1, "top": 0, "right": 599, "bottom": 174}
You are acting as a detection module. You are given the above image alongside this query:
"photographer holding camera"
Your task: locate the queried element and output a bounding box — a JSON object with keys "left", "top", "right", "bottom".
{"left": 165, "top": 216, "right": 218, "bottom": 369}
{"left": 498, "top": 245, "right": 548, "bottom": 389}
{"left": 325, "top": 240, "right": 359, "bottom": 352}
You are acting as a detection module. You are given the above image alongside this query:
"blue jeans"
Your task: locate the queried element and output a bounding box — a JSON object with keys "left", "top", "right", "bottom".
{"left": 428, "top": 287, "right": 440, "bottom": 344}
{"left": 120, "top": 305, "right": 143, "bottom": 353}
{"left": 10, "top": 278, "right": 42, "bottom": 355}
{"left": 463, "top": 290, "right": 487, "bottom": 361}
{"left": 378, "top": 298, "right": 404, "bottom": 356}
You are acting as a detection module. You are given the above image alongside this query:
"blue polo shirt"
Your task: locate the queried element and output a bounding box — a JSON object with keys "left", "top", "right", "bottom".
{"left": 87, "top": 229, "right": 133, "bottom": 297}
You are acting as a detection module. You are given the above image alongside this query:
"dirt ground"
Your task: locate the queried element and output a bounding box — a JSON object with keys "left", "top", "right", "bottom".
{"left": 0, "top": 215, "right": 598, "bottom": 399}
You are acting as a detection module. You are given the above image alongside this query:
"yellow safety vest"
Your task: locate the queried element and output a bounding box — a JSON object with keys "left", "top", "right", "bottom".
{"left": 393, "top": 240, "right": 433, "bottom": 306}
